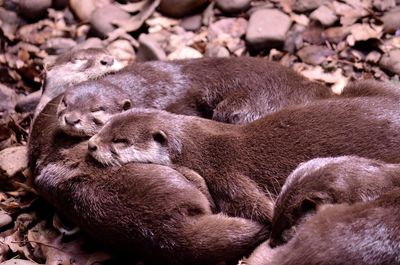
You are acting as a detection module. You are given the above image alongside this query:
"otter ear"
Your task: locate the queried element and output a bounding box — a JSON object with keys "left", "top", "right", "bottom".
{"left": 152, "top": 130, "right": 167, "bottom": 145}
{"left": 121, "top": 99, "right": 132, "bottom": 110}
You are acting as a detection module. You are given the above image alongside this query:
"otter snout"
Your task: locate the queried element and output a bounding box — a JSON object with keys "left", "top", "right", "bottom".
{"left": 64, "top": 113, "right": 81, "bottom": 126}
{"left": 88, "top": 137, "right": 100, "bottom": 153}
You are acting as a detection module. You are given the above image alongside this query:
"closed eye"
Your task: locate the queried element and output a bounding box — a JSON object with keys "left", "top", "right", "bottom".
{"left": 112, "top": 138, "right": 129, "bottom": 144}
{"left": 91, "top": 107, "right": 105, "bottom": 112}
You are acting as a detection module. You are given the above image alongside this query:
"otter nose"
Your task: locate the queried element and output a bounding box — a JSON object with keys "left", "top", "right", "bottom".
{"left": 100, "top": 56, "right": 114, "bottom": 66}
{"left": 64, "top": 114, "right": 80, "bottom": 126}
{"left": 88, "top": 140, "right": 98, "bottom": 152}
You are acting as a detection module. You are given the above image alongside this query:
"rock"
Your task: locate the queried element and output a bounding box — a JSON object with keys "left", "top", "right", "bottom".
{"left": 0, "top": 146, "right": 28, "bottom": 178}
{"left": 246, "top": 9, "right": 292, "bottom": 51}
{"left": 0, "top": 8, "right": 22, "bottom": 41}
{"left": 41, "top": 37, "right": 77, "bottom": 54}
{"left": 0, "top": 84, "right": 17, "bottom": 116}
{"left": 0, "top": 212, "right": 12, "bottom": 228}
{"left": 379, "top": 49, "right": 400, "bottom": 75}
{"left": 159, "top": 0, "right": 208, "bottom": 18}
{"left": 15, "top": 90, "right": 42, "bottom": 113}
{"left": 310, "top": 5, "right": 338, "bottom": 26}
{"left": 208, "top": 17, "right": 248, "bottom": 41}
{"left": 90, "top": 5, "right": 131, "bottom": 38}
{"left": 107, "top": 39, "right": 136, "bottom": 65}
{"left": 205, "top": 43, "right": 230, "bottom": 57}
{"left": 17, "top": 0, "right": 52, "bottom": 20}
{"left": 69, "top": 0, "right": 96, "bottom": 22}
{"left": 215, "top": 0, "right": 251, "bottom": 13}
{"left": 291, "top": 0, "right": 325, "bottom": 12}
{"left": 373, "top": 0, "right": 396, "bottom": 11}
{"left": 52, "top": 0, "right": 68, "bottom": 9}
{"left": 180, "top": 15, "right": 202, "bottom": 31}
{"left": 381, "top": 6, "right": 400, "bottom": 33}
{"left": 76, "top": 37, "right": 104, "bottom": 49}
{"left": 167, "top": 46, "right": 203, "bottom": 60}
{"left": 297, "top": 45, "right": 335, "bottom": 65}
{"left": 136, "top": 34, "right": 167, "bottom": 61}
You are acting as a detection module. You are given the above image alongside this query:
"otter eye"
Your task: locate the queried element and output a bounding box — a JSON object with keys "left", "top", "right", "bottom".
{"left": 91, "top": 107, "right": 105, "bottom": 112}
{"left": 112, "top": 138, "right": 129, "bottom": 145}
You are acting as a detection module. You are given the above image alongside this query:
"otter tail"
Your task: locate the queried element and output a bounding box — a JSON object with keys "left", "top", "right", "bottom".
{"left": 177, "top": 214, "right": 269, "bottom": 265}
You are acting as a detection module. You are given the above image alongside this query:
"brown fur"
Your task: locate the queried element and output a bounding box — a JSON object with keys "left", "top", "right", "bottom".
{"left": 59, "top": 57, "right": 332, "bottom": 136}
{"left": 242, "top": 189, "right": 400, "bottom": 265}
{"left": 35, "top": 48, "right": 122, "bottom": 116}
{"left": 269, "top": 156, "right": 400, "bottom": 247}
{"left": 89, "top": 95, "right": 400, "bottom": 225}
{"left": 28, "top": 96, "right": 268, "bottom": 265}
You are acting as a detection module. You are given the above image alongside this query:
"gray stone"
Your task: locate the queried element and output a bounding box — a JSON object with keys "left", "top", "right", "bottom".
{"left": 292, "top": 0, "right": 324, "bottom": 12}
{"left": 90, "top": 5, "right": 131, "bottom": 37}
{"left": 297, "top": 45, "right": 335, "bottom": 65}
{"left": 246, "top": 9, "right": 292, "bottom": 51}
{"left": 15, "top": 90, "right": 42, "bottom": 113}
{"left": 310, "top": 5, "right": 338, "bottom": 26}
{"left": 380, "top": 49, "right": 400, "bottom": 75}
{"left": 0, "top": 146, "right": 28, "bottom": 178}
{"left": 70, "top": 0, "right": 96, "bottom": 22}
{"left": 180, "top": 15, "right": 202, "bottom": 31}
{"left": 159, "top": 0, "right": 208, "bottom": 18}
{"left": 216, "top": 0, "right": 251, "bottom": 13}
{"left": 136, "top": 34, "right": 167, "bottom": 62}
{"left": 208, "top": 17, "right": 248, "bottom": 41}
{"left": 381, "top": 6, "right": 400, "bottom": 33}
{"left": 205, "top": 44, "right": 230, "bottom": 57}
{"left": 17, "top": 0, "right": 52, "bottom": 20}
{"left": 0, "top": 212, "right": 12, "bottom": 228}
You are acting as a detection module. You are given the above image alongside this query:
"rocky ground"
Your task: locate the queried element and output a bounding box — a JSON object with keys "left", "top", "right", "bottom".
{"left": 0, "top": 0, "right": 400, "bottom": 264}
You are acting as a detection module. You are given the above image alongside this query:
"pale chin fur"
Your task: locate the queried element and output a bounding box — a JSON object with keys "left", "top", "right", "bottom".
{"left": 92, "top": 143, "right": 171, "bottom": 167}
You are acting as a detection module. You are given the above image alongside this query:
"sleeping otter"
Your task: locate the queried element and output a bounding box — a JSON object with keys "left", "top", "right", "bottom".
{"left": 28, "top": 96, "right": 268, "bottom": 265}
{"left": 35, "top": 48, "right": 123, "bottom": 116}
{"left": 87, "top": 96, "right": 400, "bottom": 224}
{"left": 241, "top": 189, "right": 400, "bottom": 265}
{"left": 269, "top": 156, "right": 400, "bottom": 247}
{"left": 57, "top": 57, "right": 332, "bottom": 136}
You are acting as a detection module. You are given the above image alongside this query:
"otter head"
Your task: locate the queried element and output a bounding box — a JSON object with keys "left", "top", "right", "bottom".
{"left": 57, "top": 81, "right": 132, "bottom": 137}
{"left": 269, "top": 158, "right": 342, "bottom": 248}
{"left": 44, "top": 48, "right": 123, "bottom": 98}
{"left": 87, "top": 109, "right": 182, "bottom": 166}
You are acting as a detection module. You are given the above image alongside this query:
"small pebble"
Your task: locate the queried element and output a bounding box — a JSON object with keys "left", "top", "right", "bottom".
{"left": 215, "top": 0, "right": 251, "bottom": 13}
{"left": 0, "top": 212, "right": 12, "bottom": 228}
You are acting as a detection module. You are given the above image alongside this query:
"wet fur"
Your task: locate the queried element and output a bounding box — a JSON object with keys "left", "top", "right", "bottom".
{"left": 28, "top": 97, "right": 268, "bottom": 265}
{"left": 269, "top": 156, "right": 400, "bottom": 247}
{"left": 59, "top": 57, "right": 332, "bottom": 135}
{"left": 90, "top": 94, "right": 400, "bottom": 225}
{"left": 242, "top": 189, "right": 400, "bottom": 265}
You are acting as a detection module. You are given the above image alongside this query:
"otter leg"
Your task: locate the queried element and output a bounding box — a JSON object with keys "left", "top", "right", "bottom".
{"left": 211, "top": 174, "right": 275, "bottom": 225}
{"left": 173, "top": 166, "right": 217, "bottom": 211}
{"left": 212, "top": 94, "right": 266, "bottom": 124}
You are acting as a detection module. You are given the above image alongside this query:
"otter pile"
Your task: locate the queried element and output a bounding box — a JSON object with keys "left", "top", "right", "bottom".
{"left": 27, "top": 48, "right": 400, "bottom": 265}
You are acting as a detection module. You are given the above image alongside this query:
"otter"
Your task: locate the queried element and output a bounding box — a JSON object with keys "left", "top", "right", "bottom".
{"left": 269, "top": 156, "right": 400, "bottom": 247}
{"left": 35, "top": 48, "right": 123, "bottom": 116}
{"left": 88, "top": 96, "right": 400, "bottom": 224}
{"left": 240, "top": 189, "right": 400, "bottom": 265}
{"left": 58, "top": 57, "right": 332, "bottom": 136}
{"left": 28, "top": 96, "right": 268, "bottom": 265}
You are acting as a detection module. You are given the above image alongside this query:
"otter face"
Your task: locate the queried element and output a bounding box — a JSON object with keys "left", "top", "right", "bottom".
{"left": 57, "top": 82, "right": 132, "bottom": 137}
{"left": 44, "top": 48, "right": 124, "bottom": 98}
{"left": 87, "top": 110, "right": 174, "bottom": 166}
